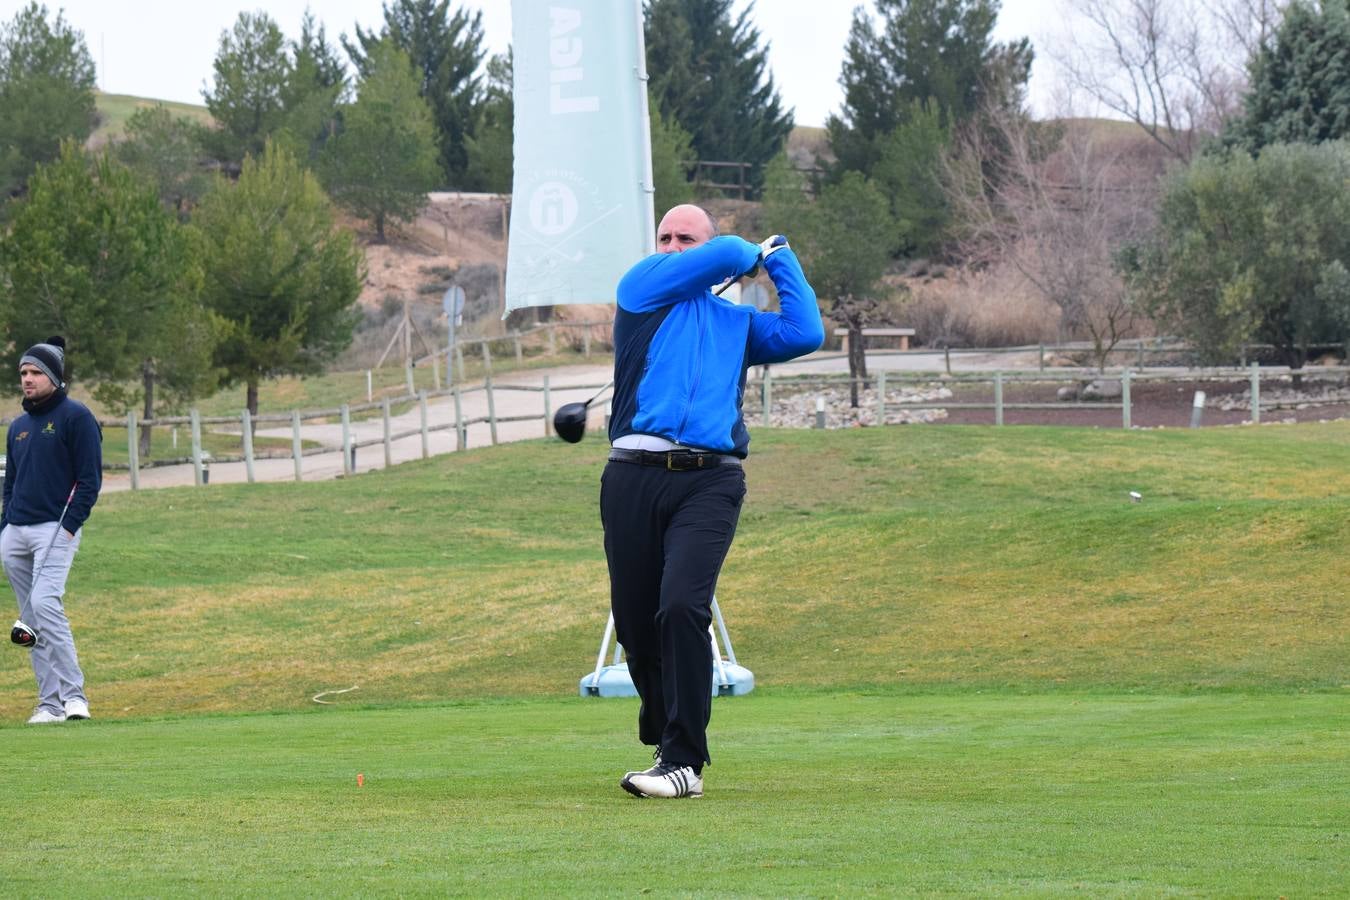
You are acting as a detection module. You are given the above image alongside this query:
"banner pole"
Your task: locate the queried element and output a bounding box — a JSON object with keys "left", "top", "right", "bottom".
{"left": 634, "top": 0, "right": 656, "bottom": 251}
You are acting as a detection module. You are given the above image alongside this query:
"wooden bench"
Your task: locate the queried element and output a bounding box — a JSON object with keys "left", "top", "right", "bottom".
{"left": 833, "top": 327, "right": 916, "bottom": 353}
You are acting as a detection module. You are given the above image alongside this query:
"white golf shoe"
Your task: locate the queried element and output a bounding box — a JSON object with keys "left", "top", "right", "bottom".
{"left": 27, "top": 708, "right": 66, "bottom": 724}
{"left": 64, "top": 699, "right": 90, "bottom": 720}
{"left": 623, "top": 747, "right": 663, "bottom": 781}
{"left": 621, "top": 762, "right": 703, "bottom": 799}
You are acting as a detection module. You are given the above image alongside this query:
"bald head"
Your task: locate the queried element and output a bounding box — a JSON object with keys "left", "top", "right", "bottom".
{"left": 656, "top": 204, "right": 718, "bottom": 254}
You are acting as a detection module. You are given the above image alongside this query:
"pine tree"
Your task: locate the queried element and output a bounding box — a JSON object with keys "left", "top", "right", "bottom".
{"left": 193, "top": 142, "right": 364, "bottom": 417}
{"left": 644, "top": 0, "right": 793, "bottom": 193}
{"left": 1221, "top": 0, "right": 1350, "bottom": 153}
{"left": 322, "top": 40, "right": 441, "bottom": 242}
{"left": 0, "top": 142, "right": 217, "bottom": 443}
{"left": 0, "top": 2, "right": 96, "bottom": 198}
{"left": 463, "top": 51, "right": 512, "bottom": 194}
{"left": 827, "top": 0, "right": 1032, "bottom": 175}
{"left": 201, "top": 11, "right": 293, "bottom": 169}
{"left": 277, "top": 12, "right": 347, "bottom": 167}
{"left": 344, "top": 0, "right": 486, "bottom": 187}
{"left": 114, "top": 104, "right": 210, "bottom": 218}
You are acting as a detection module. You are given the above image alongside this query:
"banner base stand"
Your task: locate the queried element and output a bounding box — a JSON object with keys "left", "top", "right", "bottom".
{"left": 578, "top": 596, "right": 754, "bottom": 697}
{"left": 578, "top": 662, "right": 755, "bottom": 698}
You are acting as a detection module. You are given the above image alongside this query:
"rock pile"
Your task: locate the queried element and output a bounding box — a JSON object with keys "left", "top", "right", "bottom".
{"left": 1213, "top": 380, "right": 1350, "bottom": 412}
{"left": 762, "top": 383, "right": 953, "bottom": 428}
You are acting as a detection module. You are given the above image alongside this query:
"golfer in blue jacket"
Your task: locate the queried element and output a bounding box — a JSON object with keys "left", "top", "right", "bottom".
{"left": 604, "top": 204, "right": 823, "bottom": 798}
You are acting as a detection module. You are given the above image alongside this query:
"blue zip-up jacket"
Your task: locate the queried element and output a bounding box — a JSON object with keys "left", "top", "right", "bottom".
{"left": 610, "top": 235, "right": 824, "bottom": 456}
{"left": 2, "top": 391, "right": 102, "bottom": 532}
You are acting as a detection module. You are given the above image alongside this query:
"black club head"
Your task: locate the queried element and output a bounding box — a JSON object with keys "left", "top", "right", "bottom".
{"left": 553, "top": 402, "right": 589, "bottom": 444}
{"left": 10, "top": 620, "right": 37, "bottom": 648}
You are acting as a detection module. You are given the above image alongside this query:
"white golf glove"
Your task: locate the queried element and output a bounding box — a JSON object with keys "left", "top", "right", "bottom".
{"left": 759, "top": 235, "right": 789, "bottom": 258}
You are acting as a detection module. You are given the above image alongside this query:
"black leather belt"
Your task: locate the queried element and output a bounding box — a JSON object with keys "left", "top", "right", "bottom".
{"left": 608, "top": 448, "right": 742, "bottom": 470}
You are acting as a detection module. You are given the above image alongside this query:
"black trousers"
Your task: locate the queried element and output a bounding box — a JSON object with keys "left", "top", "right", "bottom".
{"left": 599, "top": 459, "right": 746, "bottom": 768}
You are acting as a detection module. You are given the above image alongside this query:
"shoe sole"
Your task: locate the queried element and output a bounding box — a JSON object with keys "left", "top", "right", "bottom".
{"left": 66, "top": 714, "right": 89, "bottom": 720}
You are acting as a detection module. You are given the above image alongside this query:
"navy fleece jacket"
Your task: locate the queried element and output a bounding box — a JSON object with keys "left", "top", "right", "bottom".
{"left": 2, "top": 392, "right": 102, "bottom": 532}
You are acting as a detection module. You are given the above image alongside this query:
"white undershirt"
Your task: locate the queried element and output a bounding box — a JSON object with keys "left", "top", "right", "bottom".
{"left": 611, "top": 433, "right": 684, "bottom": 451}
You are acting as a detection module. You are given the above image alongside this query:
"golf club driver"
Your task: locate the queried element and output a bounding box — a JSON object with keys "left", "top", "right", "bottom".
{"left": 550, "top": 268, "right": 757, "bottom": 444}
{"left": 553, "top": 381, "right": 614, "bottom": 443}
{"left": 10, "top": 482, "right": 76, "bottom": 650}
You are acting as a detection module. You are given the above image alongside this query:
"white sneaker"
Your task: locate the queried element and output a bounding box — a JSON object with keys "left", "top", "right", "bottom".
{"left": 27, "top": 708, "right": 66, "bottom": 724}
{"left": 621, "top": 762, "right": 703, "bottom": 798}
{"left": 64, "top": 699, "right": 90, "bottom": 720}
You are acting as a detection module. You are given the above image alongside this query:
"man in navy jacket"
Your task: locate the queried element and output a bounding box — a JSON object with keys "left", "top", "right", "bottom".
{"left": 605, "top": 205, "right": 823, "bottom": 798}
{"left": 3, "top": 337, "right": 102, "bottom": 724}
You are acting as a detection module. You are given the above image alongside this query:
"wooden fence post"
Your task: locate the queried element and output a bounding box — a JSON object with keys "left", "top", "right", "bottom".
{"left": 341, "top": 404, "right": 353, "bottom": 474}
{"left": 486, "top": 374, "right": 499, "bottom": 445}
{"left": 1250, "top": 363, "right": 1261, "bottom": 424}
{"left": 292, "top": 410, "right": 303, "bottom": 482}
{"left": 877, "top": 370, "right": 887, "bottom": 425}
{"left": 994, "top": 373, "right": 1004, "bottom": 426}
{"left": 542, "top": 375, "right": 552, "bottom": 437}
{"left": 1121, "top": 370, "right": 1132, "bottom": 430}
{"left": 241, "top": 409, "right": 255, "bottom": 483}
{"left": 419, "top": 389, "right": 430, "bottom": 459}
{"left": 382, "top": 398, "right": 392, "bottom": 468}
{"left": 762, "top": 370, "right": 772, "bottom": 427}
{"left": 190, "top": 409, "right": 203, "bottom": 486}
{"left": 454, "top": 387, "right": 465, "bottom": 451}
{"left": 127, "top": 410, "right": 139, "bottom": 491}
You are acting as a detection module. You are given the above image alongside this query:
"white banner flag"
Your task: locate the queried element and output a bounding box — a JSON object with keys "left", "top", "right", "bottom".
{"left": 504, "top": 0, "right": 654, "bottom": 313}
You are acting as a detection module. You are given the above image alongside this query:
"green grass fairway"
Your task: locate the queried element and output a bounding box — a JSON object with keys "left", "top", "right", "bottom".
{"left": 0, "top": 422, "right": 1345, "bottom": 893}
{"left": 1, "top": 693, "right": 1344, "bottom": 896}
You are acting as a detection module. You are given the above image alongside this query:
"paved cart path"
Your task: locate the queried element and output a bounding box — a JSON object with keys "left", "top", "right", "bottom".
{"left": 100, "top": 364, "right": 615, "bottom": 492}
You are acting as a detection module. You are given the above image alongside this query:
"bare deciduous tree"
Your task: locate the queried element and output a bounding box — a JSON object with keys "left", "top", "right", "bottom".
{"left": 945, "top": 108, "right": 1161, "bottom": 369}
{"left": 1049, "top": 0, "right": 1287, "bottom": 161}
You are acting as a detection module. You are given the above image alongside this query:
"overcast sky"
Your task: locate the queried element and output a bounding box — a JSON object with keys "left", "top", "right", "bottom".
{"left": 0, "top": 1, "right": 1078, "bottom": 128}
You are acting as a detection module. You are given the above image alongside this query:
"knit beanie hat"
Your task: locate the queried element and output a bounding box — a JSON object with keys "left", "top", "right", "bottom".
{"left": 20, "top": 336, "right": 66, "bottom": 388}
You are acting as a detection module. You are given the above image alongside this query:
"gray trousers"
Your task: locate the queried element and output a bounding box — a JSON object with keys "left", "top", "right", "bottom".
{"left": 2, "top": 522, "right": 85, "bottom": 715}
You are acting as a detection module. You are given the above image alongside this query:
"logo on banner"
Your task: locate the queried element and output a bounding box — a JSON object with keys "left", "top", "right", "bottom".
{"left": 529, "top": 182, "right": 579, "bottom": 235}
{"left": 517, "top": 169, "right": 623, "bottom": 268}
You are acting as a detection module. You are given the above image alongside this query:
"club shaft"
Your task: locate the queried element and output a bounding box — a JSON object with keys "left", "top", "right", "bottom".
{"left": 583, "top": 380, "right": 614, "bottom": 408}
{"left": 34, "top": 483, "right": 76, "bottom": 577}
